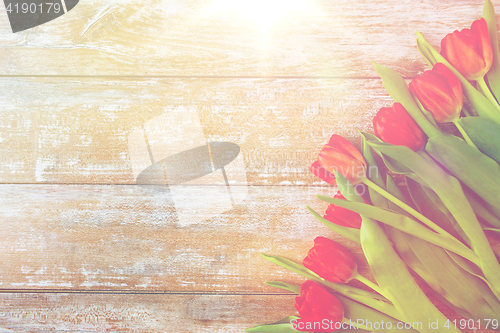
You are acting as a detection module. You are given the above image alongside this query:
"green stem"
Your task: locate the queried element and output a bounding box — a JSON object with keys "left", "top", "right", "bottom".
{"left": 484, "top": 227, "right": 500, "bottom": 234}
{"left": 354, "top": 273, "right": 387, "bottom": 298}
{"left": 362, "top": 178, "right": 453, "bottom": 236}
{"left": 453, "top": 119, "right": 478, "bottom": 149}
{"left": 260, "top": 254, "right": 404, "bottom": 321}
{"left": 361, "top": 178, "right": 480, "bottom": 265}
{"left": 477, "top": 76, "right": 500, "bottom": 111}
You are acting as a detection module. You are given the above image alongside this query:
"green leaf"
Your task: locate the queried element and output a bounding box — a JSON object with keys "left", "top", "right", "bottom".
{"left": 306, "top": 206, "right": 360, "bottom": 244}
{"left": 316, "top": 196, "right": 478, "bottom": 265}
{"left": 359, "top": 215, "right": 460, "bottom": 332}
{"left": 447, "top": 251, "right": 500, "bottom": 301}
{"left": 361, "top": 132, "right": 427, "bottom": 186}
{"left": 367, "top": 136, "right": 500, "bottom": 295}
{"left": 260, "top": 253, "right": 402, "bottom": 321}
{"left": 260, "top": 254, "right": 388, "bottom": 302}
{"left": 361, "top": 134, "right": 385, "bottom": 188}
{"left": 416, "top": 32, "right": 500, "bottom": 124}
{"left": 361, "top": 133, "right": 389, "bottom": 209}
{"left": 372, "top": 62, "right": 444, "bottom": 138}
{"left": 483, "top": 0, "right": 500, "bottom": 102}
{"left": 246, "top": 316, "right": 303, "bottom": 332}
{"left": 406, "top": 235, "right": 500, "bottom": 320}
{"left": 463, "top": 186, "right": 500, "bottom": 228}
{"left": 458, "top": 117, "right": 500, "bottom": 165}
{"left": 417, "top": 37, "right": 435, "bottom": 69}
{"left": 265, "top": 281, "right": 300, "bottom": 294}
{"left": 261, "top": 282, "right": 404, "bottom": 332}
{"left": 263, "top": 281, "right": 401, "bottom": 331}
{"left": 385, "top": 175, "right": 414, "bottom": 211}
{"left": 382, "top": 179, "right": 500, "bottom": 325}
{"left": 406, "top": 177, "right": 468, "bottom": 244}
{"left": 335, "top": 173, "right": 466, "bottom": 332}
{"left": 261, "top": 254, "right": 318, "bottom": 278}
{"left": 382, "top": 154, "right": 414, "bottom": 175}
{"left": 332, "top": 171, "right": 365, "bottom": 205}
{"left": 337, "top": 295, "right": 399, "bottom": 329}
{"left": 426, "top": 134, "right": 500, "bottom": 217}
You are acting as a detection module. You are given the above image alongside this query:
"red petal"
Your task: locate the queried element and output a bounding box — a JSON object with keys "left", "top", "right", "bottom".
{"left": 327, "top": 135, "right": 366, "bottom": 167}
{"left": 472, "top": 18, "right": 493, "bottom": 72}
{"left": 310, "top": 161, "right": 336, "bottom": 185}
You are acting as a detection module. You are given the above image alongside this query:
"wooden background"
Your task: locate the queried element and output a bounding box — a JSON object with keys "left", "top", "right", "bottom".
{"left": 0, "top": 0, "right": 499, "bottom": 332}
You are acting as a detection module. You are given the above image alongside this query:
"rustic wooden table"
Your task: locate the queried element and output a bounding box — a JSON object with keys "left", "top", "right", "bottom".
{"left": 0, "top": 0, "right": 499, "bottom": 332}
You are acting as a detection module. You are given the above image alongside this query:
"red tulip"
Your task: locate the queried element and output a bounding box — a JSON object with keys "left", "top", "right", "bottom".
{"left": 324, "top": 192, "right": 362, "bottom": 229}
{"left": 440, "top": 18, "right": 493, "bottom": 81}
{"left": 293, "top": 280, "right": 344, "bottom": 332}
{"left": 317, "top": 135, "right": 367, "bottom": 185}
{"left": 409, "top": 63, "right": 463, "bottom": 123}
{"left": 310, "top": 161, "right": 336, "bottom": 185}
{"left": 373, "top": 102, "right": 427, "bottom": 151}
{"left": 303, "top": 237, "right": 357, "bottom": 283}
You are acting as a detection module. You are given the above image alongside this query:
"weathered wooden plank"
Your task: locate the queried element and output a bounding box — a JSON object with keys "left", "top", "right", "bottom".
{"left": 0, "top": 0, "right": 496, "bottom": 77}
{"left": 0, "top": 292, "right": 497, "bottom": 333}
{"left": 0, "top": 184, "right": 369, "bottom": 291}
{"left": 0, "top": 292, "right": 296, "bottom": 333}
{"left": 0, "top": 77, "right": 390, "bottom": 185}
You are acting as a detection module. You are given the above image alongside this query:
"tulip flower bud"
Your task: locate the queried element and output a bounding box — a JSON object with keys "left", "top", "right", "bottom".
{"left": 303, "top": 236, "right": 357, "bottom": 283}
{"left": 373, "top": 102, "right": 427, "bottom": 151}
{"left": 317, "top": 135, "right": 367, "bottom": 185}
{"left": 324, "top": 192, "right": 362, "bottom": 229}
{"left": 440, "top": 18, "right": 493, "bottom": 81}
{"left": 409, "top": 63, "right": 463, "bottom": 123}
{"left": 294, "top": 280, "right": 344, "bottom": 332}
{"left": 310, "top": 161, "right": 336, "bottom": 185}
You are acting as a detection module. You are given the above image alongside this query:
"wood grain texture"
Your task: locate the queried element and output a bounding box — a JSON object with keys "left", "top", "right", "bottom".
{"left": 0, "top": 184, "right": 368, "bottom": 291}
{"left": 0, "top": 77, "right": 390, "bottom": 185}
{"left": 0, "top": 0, "right": 498, "bottom": 77}
{"left": 0, "top": 292, "right": 497, "bottom": 333}
{"left": 2, "top": 0, "right": 500, "bottom": 331}
{"left": 0, "top": 293, "right": 296, "bottom": 333}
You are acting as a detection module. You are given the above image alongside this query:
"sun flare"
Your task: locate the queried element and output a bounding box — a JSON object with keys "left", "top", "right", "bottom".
{"left": 205, "top": 0, "right": 313, "bottom": 33}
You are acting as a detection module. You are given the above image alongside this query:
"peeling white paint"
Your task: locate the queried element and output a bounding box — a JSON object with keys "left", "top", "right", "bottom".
{"left": 35, "top": 156, "right": 57, "bottom": 182}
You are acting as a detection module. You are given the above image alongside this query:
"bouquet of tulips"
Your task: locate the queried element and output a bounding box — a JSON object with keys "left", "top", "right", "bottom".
{"left": 247, "top": 1, "right": 500, "bottom": 332}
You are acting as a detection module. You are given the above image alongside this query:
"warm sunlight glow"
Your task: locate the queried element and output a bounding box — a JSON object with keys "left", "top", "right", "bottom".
{"left": 205, "top": 0, "right": 313, "bottom": 33}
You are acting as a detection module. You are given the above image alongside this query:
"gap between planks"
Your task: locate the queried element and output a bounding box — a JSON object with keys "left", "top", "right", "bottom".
{"left": 0, "top": 75, "right": 383, "bottom": 80}
{"left": 0, "top": 289, "right": 293, "bottom": 295}
{"left": 0, "top": 183, "right": 334, "bottom": 187}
